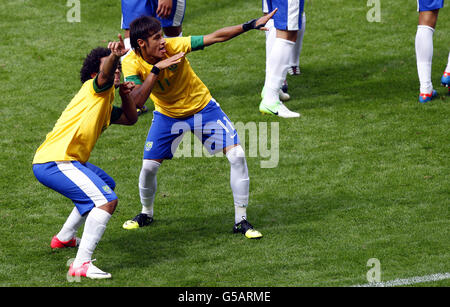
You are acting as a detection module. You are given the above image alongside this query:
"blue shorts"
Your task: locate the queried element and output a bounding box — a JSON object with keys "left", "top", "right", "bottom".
{"left": 121, "top": 0, "right": 186, "bottom": 29}
{"left": 33, "top": 161, "right": 117, "bottom": 216}
{"left": 265, "top": 0, "right": 305, "bottom": 31}
{"left": 143, "top": 99, "right": 240, "bottom": 160}
{"left": 417, "top": 0, "right": 444, "bottom": 11}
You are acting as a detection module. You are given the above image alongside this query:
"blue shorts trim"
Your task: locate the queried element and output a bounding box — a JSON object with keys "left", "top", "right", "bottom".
{"left": 143, "top": 99, "right": 240, "bottom": 160}
{"left": 266, "top": 0, "right": 305, "bottom": 31}
{"left": 33, "top": 161, "right": 117, "bottom": 216}
{"left": 121, "top": 0, "right": 186, "bottom": 29}
{"left": 417, "top": 0, "right": 444, "bottom": 11}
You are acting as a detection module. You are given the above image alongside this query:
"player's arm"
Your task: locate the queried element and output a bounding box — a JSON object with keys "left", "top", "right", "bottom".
{"left": 202, "top": 8, "right": 277, "bottom": 47}
{"left": 97, "top": 34, "right": 129, "bottom": 89}
{"left": 111, "top": 81, "right": 138, "bottom": 125}
{"left": 128, "top": 52, "right": 185, "bottom": 108}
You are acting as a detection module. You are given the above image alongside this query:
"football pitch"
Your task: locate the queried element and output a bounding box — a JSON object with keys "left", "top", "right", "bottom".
{"left": 0, "top": 0, "right": 448, "bottom": 287}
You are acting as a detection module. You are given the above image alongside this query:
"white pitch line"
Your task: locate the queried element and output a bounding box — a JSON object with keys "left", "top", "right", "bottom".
{"left": 352, "top": 273, "right": 450, "bottom": 287}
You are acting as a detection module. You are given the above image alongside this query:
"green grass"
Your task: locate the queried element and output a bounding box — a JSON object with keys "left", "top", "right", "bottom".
{"left": 0, "top": 0, "right": 449, "bottom": 287}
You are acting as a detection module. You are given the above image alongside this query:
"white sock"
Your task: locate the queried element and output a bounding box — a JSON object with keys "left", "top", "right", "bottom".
{"left": 264, "top": 38, "right": 296, "bottom": 103}
{"left": 139, "top": 160, "right": 161, "bottom": 217}
{"left": 415, "top": 25, "right": 434, "bottom": 93}
{"left": 226, "top": 146, "right": 249, "bottom": 224}
{"left": 446, "top": 52, "right": 450, "bottom": 72}
{"left": 57, "top": 207, "right": 86, "bottom": 242}
{"left": 291, "top": 12, "right": 306, "bottom": 68}
{"left": 124, "top": 37, "right": 131, "bottom": 50}
{"left": 265, "top": 19, "right": 276, "bottom": 71}
{"left": 73, "top": 207, "right": 111, "bottom": 267}
{"left": 121, "top": 37, "right": 132, "bottom": 61}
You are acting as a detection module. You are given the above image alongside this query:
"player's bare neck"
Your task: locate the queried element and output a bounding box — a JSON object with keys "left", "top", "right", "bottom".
{"left": 142, "top": 54, "right": 160, "bottom": 66}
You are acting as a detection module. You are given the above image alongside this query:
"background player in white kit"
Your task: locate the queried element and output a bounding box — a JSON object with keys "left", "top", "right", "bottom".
{"left": 259, "top": 0, "right": 304, "bottom": 118}
{"left": 415, "top": 0, "right": 450, "bottom": 103}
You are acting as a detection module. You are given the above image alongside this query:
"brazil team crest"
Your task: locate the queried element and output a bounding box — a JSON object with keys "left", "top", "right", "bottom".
{"left": 102, "top": 185, "right": 112, "bottom": 194}
{"left": 145, "top": 141, "right": 153, "bottom": 151}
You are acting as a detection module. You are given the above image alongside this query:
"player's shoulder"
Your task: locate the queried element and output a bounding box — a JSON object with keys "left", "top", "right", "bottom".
{"left": 166, "top": 36, "right": 192, "bottom": 53}
{"left": 121, "top": 50, "right": 139, "bottom": 65}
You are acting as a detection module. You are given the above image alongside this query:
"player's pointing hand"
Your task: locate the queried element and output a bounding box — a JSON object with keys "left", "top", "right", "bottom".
{"left": 256, "top": 8, "right": 278, "bottom": 31}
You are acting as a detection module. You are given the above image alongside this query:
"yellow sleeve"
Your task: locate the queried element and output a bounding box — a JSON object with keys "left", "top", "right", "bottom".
{"left": 166, "top": 37, "right": 192, "bottom": 55}
{"left": 122, "top": 52, "right": 143, "bottom": 84}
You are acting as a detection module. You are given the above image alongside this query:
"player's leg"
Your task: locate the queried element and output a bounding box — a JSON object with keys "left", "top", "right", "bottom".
{"left": 441, "top": 52, "right": 450, "bottom": 89}
{"left": 33, "top": 161, "right": 118, "bottom": 279}
{"left": 121, "top": 0, "right": 153, "bottom": 51}
{"left": 260, "top": 0, "right": 303, "bottom": 118}
{"left": 198, "top": 100, "right": 262, "bottom": 239}
{"left": 415, "top": 1, "right": 442, "bottom": 102}
{"left": 288, "top": 11, "right": 306, "bottom": 76}
{"left": 123, "top": 111, "right": 182, "bottom": 229}
{"left": 150, "top": 0, "right": 186, "bottom": 38}
{"left": 262, "top": 1, "right": 289, "bottom": 102}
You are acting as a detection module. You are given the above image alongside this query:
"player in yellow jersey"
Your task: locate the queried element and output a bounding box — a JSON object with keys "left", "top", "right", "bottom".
{"left": 32, "top": 35, "right": 182, "bottom": 279}
{"left": 121, "top": 9, "right": 278, "bottom": 239}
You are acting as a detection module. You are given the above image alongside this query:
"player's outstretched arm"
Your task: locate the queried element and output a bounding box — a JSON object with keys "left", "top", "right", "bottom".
{"left": 202, "top": 8, "right": 277, "bottom": 47}
{"left": 129, "top": 52, "right": 185, "bottom": 109}
{"left": 97, "top": 34, "right": 129, "bottom": 89}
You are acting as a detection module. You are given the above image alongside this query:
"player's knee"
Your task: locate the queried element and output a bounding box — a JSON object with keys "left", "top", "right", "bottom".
{"left": 142, "top": 159, "right": 161, "bottom": 175}
{"left": 226, "top": 145, "right": 246, "bottom": 166}
{"left": 163, "top": 26, "right": 182, "bottom": 37}
{"left": 98, "top": 199, "right": 118, "bottom": 215}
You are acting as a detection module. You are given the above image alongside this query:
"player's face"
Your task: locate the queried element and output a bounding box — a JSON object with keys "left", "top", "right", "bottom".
{"left": 141, "top": 30, "right": 166, "bottom": 61}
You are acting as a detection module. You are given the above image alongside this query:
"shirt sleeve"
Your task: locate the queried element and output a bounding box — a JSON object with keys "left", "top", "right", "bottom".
{"left": 122, "top": 55, "right": 143, "bottom": 85}
{"left": 92, "top": 75, "right": 113, "bottom": 94}
{"left": 190, "top": 36, "right": 204, "bottom": 51}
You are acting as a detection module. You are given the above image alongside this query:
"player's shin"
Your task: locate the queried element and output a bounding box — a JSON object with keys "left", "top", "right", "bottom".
{"left": 263, "top": 38, "right": 295, "bottom": 103}
{"left": 139, "top": 159, "right": 161, "bottom": 216}
{"left": 73, "top": 206, "right": 112, "bottom": 267}
{"left": 226, "top": 146, "right": 249, "bottom": 224}
{"left": 56, "top": 207, "right": 86, "bottom": 242}
{"left": 415, "top": 25, "right": 434, "bottom": 94}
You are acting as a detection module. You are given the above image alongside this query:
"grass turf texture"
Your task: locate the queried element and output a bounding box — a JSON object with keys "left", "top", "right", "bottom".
{"left": 0, "top": 0, "right": 448, "bottom": 287}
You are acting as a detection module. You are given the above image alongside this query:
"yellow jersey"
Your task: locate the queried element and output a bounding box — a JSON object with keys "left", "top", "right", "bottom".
{"left": 33, "top": 77, "right": 115, "bottom": 164}
{"left": 122, "top": 36, "right": 212, "bottom": 118}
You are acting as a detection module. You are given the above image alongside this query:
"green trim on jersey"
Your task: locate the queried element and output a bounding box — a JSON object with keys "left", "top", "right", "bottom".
{"left": 93, "top": 75, "right": 114, "bottom": 93}
{"left": 125, "top": 75, "right": 143, "bottom": 85}
{"left": 191, "top": 36, "right": 204, "bottom": 51}
{"left": 110, "top": 106, "right": 123, "bottom": 123}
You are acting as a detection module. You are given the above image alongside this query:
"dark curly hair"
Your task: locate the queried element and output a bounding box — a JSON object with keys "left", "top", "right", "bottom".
{"left": 80, "top": 47, "right": 111, "bottom": 83}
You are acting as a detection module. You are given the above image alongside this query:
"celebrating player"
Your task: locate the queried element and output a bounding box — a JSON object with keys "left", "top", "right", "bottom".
{"left": 415, "top": 0, "right": 449, "bottom": 102}
{"left": 121, "top": 0, "right": 187, "bottom": 115}
{"left": 32, "top": 35, "right": 137, "bottom": 279}
{"left": 120, "top": 11, "right": 279, "bottom": 239}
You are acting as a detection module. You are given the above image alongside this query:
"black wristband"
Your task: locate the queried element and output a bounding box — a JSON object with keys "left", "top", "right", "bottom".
{"left": 242, "top": 18, "right": 264, "bottom": 32}
{"left": 242, "top": 19, "right": 257, "bottom": 32}
{"left": 151, "top": 66, "right": 160, "bottom": 75}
